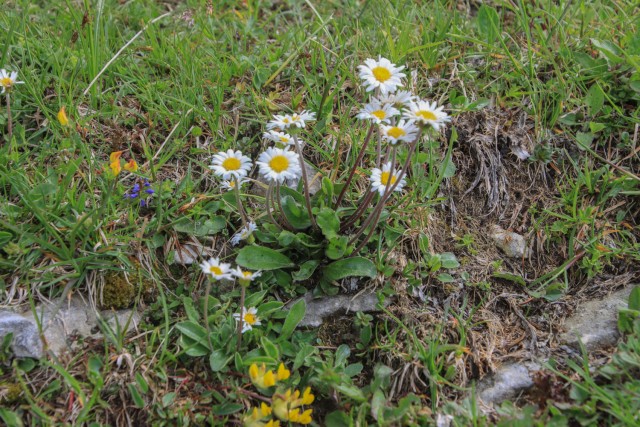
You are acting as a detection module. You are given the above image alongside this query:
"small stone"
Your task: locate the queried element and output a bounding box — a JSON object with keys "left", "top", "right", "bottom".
{"left": 174, "top": 244, "right": 201, "bottom": 265}
{"left": 0, "top": 311, "right": 43, "bottom": 359}
{"left": 491, "top": 225, "right": 529, "bottom": 258}
{"left": 560, "top": 287, "right": 633, "bottom": 351}
{"left": 476, "top": 361, "right": 540, "bottom": 404}
{"left": 292, "top": 291, "right": 388, "bottom": 328}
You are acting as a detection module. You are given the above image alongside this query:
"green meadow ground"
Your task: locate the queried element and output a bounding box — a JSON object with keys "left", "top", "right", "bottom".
{"left": 1, "top": 0, "right": 639, "bottom": 425}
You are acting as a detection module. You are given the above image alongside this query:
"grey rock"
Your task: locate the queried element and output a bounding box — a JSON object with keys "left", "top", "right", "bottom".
{"left": 476, "top": 361, "right": 541, "bottom": 404}
{"left": 0, "top": 311, "right": 43, "bottom": 358}
{"left": 491, "top": 225, "right": 529, "bottom": 258}
{"left": 293, "top": 291, "right": 387, "bottom": 328}
{"left": 24, "top": 295, "right": 141, "bottom": 356}
{"left": 560, "top": 287, "right": 633, "bottom": 351}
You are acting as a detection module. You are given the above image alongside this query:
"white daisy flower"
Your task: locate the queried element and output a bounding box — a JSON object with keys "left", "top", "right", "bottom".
{"left": 233, "top": 306, "right": 261, "bottom": 333}
{"left": 356, "top": 101, "right": 400, "bottom": 124}
{"left": 210, "top": 149, "right": 252, "bottom": 180}
{"left": 262, "top": 130, "right": 303, "bottom": 147}
{"left": 375, "top": 90, "right": 416, "bottom": 109}
{"left": 221, "top": 178, "right": 248, "bottom": 192}
{"left": 232, "top": 266, "right": 262, "bottom": 282}
{"left": 380, "top": 119, "right": 419, "bottom": 145}
{"left": 403, "top": 100, "right": 450, "bottom": 131}
{"left": 231, "top": 221, "right": 257, "bottom": 246}
{"left": 266, "top": 110, "right": 316, "bottom": 130}
{"left": 0, "top": 69, "right": 24, "bottom": 94}
{"left": 256, "top": 147, "right": 301, "bottom": 183}
{"left": 199, "top": 257, "right": 233, "bottom": 280}
{"left": 357, "top": 57, "right": 405, "bottom": 95}
{"left": 370, "top": 162, "right": 406, "bottom": 196}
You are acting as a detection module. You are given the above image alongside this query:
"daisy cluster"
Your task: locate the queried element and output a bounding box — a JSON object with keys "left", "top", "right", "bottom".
{"left": 356, "top": 56, "right": 450, "bottom": 196}
{"left": 199, "top": 257, "right": 262, "bottom": 333}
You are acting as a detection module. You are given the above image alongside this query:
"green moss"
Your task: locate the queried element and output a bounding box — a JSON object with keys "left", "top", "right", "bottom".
{"left": 100, "top": 268, "right": 157, "bottom": 310}
{"left": 0, "top": 382, "right": 22, "bottom": 404}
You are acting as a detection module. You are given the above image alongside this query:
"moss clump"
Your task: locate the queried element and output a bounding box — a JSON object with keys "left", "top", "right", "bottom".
{"left": 100, "top": 269, "right": 156, "bottom": 310}
{"left": 0, "top": 382, "right": 22, "bottom": 404}
{"left": 101, "top": 271, "right": 136, "bottom": 310}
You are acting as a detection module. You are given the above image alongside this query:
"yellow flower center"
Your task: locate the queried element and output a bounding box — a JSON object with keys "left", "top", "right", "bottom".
{"left": 244, "top": 312, "right": 257, "bottom": 325}
{"left": 0, "top": 77, "right": 13, "bottom": 87}
{"left": 283, "top": 117, "right": 290, "bottom": 123}
{"left": 279, "top": 136, "right": 290, "bottom": 143}
{"left": 380, "top": 171, "right": 397, "bottom": 186}
{"left": 417, "top": 110, "right": 437, "bottom": 121}
{"left": 371, "top": 110, "right": 386, "bottom": 120}
{"left": 269, "top": 155, "right": 289, "bottom": 173}
{"left": 222, "top": 157, "right": 241, "bottom": 171}
{"left": 210, "top": 266, "right": 223, "bottom": 275}
{"left": 387, "top": 127, "right": 406, "bottom": 139}
{"left": 243, "top": 271, "right": 253, "bottom": 278}
{"left": 372, "top": 66, "right": 392, "bottom": 82}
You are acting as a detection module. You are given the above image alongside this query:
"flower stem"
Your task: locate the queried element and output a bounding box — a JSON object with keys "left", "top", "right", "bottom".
{"left": 6, "top": 92, "right": 12, "bottom": 140}
{"left": 265, "top": 182, "right": 280, "bottom": 228}
{"left": 292, "top": 134, "right": 316, "bottom": 229}
{"left": 236, "top": 286, "right": 245, "bottom": 351}
{"left": 275, "top": 182, "right": 295, "bottom": 231}
{"left": 233, "top": 176, "right": 248, "bottom": 227}
{"left": 335, "top": 123, "right": 375, "bottom": 208}
{"left": 204, "top": 280, "right": 213, "bottom": 351}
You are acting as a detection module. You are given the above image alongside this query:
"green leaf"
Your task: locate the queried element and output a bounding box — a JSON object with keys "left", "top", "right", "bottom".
{"left": 575, "top": 132, "right": 595, "bottom": 150}
{"left": 0, "top": 409, "right": 24, "bottom": 427}
{"left": 441, "top": 252, "right": 460, "bottom": 269}
{"left": 437, "top": 273, "right": 456, "bottom": 283}
{"left": 173, "top": 216, "right": 226, "bottom": 236}
{"left": 589, "top": 122, "right": 606, "bottom": 133}
{"left": 0, "top": 231, "right": 11, "bottom": 249}
{"left": 292, "top": 260, "right": 320, "bottom": 281}
{"left": 324, "top": 411, "right": 352, "bottom": 427}
{"left": 236, "top": 245, "right": 294, "bottom": 270}
{"left": 323, "top": 257, "right": 377, "bottom": 282}
{"left": 257, "top": 301, "right": 284, "bottom": 316}
{"left": 334, "top": 383, "right": 366, "bottom": 402}
{"left": 477, "top": 5, "right": 500, "bottom": 42}
{"left": 294, "top": 344, "right": 316, "bottom": 370}
{"left": 321, "top": 177, "right": 334, "bottom": 198}
{"left": 493, "top": 272, "right": 526, "bottom": 286}
{"left": 326, "top": 236, "right": 348, "bottom": 260}
{"left": 317, "top": 207, "right": 340, "bottom": 239}
{"left": 590, "top": 38, "right": 623, "bottom": 64}
{"left": 261, "top": 337, "right": 280, "bottom": 360}
{"left": 209, "top": 350, "right": 231, "bottom": 372}
{"left": 586, "top": 84, "right": 604, "bottom": 115}
{"left": 278, "top": 299, "right": 306, "bottom": 341}
{"left": 211, "top": 402, "right": 244, "bottom": 416}
{"left": 281, "top": 196, "right": 312, "bottom": 229}
{"left": 128, "top": 384, "right": 146, "bottom": 408}
{"left": 371, "top": 389, "right": 386, "bottom": 421}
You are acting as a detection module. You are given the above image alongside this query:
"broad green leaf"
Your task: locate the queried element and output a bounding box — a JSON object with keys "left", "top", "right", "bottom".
{"left": 128, "top": 384, "right": 145, "bottom": 408}
{"left": 628, "top": 286, "right": 640, "bottom": 311}
{"left": 326, "top": 236, "right": 348, "bottom": 260}
{"left": 236, "top": 245, "right": 294, "bottom": 270}
{"left": 323, "top": 257, "right": 377, "bottom": 282}
{"left": 209, "top": 350, "right": 231, "bottom": 372}
{"left": 324, "top": 411, "right": 352, "bottom": 427}
{"left": 173, "top": 216, "right": 226, "bottom": 236}
{"left": 316, "top": 207, "right": 340, "bottom": 239}
{"left": 278, "top": 299, "right": 306, "bottom": 341}
{"left": 477, "top": 5, "right": 500, "bottom": 42}
{"left": 437, "top": 273, "right": 456, "bottom": 283}
{"left": 281, "top": 195, "right": 311, "bottom": 229}
{"left": 441, "top": 252, "right": 460, "bottom": 269}
{"left": 261, "top": 336, "right": 280, "bottom": 360}
{"left": 211, "top": 402, "right": 244, "bottom": 416}
{"left": 292, "top": 260, "right": 319, "bottom": 281}
{"left": 575, "top": 132, "right": 594, "bottom": 150}
{"left": 586, "top": 84, "right": 604, "bottom": 115}
{"left": 590, "top": 38, "right": 623, "bottom": 64}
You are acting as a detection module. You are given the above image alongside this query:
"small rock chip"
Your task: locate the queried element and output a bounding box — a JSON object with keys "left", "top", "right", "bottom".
{"left": 0, "top": 311, "right": 43, "bottom": 359}
{"left": 292, "top": 291, "right": 388, "bottom": 328}
{"left": 491, "top": 225, "right": 529, "bottom": 258}
{"left": 476, "top": 362, "right": 541, "bottom": 404}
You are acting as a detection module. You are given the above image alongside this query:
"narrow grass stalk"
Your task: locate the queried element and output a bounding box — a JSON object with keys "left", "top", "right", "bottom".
{"left": 203, "top": 280, "right": 213, "bottom": 351}
{"left": 339, "top": 190, "right": 376, "bottom": 232}
{"left": 292, "top": 134, "right": 316, "bottom": 229}
{"left": 236, "top": 285, "right": 246, "bottom": 351}
{"left": 335, "top": 123, "right": 375, "bottom": 207}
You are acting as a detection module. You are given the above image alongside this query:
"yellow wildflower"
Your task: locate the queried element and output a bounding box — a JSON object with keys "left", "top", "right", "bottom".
{"left": 123, "top": 159, "right": 138, "bottom": 172}
{"left": 249, "top": 363, "right": 276, "bottom": 389}
{"left": 57, "top": 107, "right": 69, "bottom": 126}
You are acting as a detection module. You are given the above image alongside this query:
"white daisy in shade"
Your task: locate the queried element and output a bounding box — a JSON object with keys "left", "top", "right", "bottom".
{"left": 231, "top": 221, "right": 257, "bottom": 246}
{"left": 199, "top": 257, "right": 232, "bottom": 280}
{"left": 0, "top": 69, "right": 24, "bottom": 94}
{"left": 256, "top": 147, "right": 301, "bottom": 183}
{"left": 356, "top": 101, "right": 399, "bottom": 124}
{"left": 375, "top": 90, "right": 416, "bottom": 108}
{"left": 266, "top": 110, "right": 316, "bottom": 130}
{"left": 357, "top": 57, "right": 405, "bottom": 95}
{"left": 370, "top": 162, "right": 406, "bottom": 196}
{"left": 262, "top": 130, "right": 303, "bottom": 147}
{"left": 210, "top": 149, "right": 252, "bottom": 180}
{"left": 404, "top": 100, "right": 450, "bottom": 131}
{"left": 221, "top": 178, "right": 248, "bottom": 192}
{"left": 380, "top": 119, "right": 419, "bottom": 145}
{"left": 232, "top": 266, "right": 262, "bottom": 282}
{"left": 233, "top": 307, "right": 261, "bottom": 333}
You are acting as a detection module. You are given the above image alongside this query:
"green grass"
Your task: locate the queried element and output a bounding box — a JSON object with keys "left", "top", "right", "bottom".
{"left": 0, "top": 0, "right": 639, "bottom": 425}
